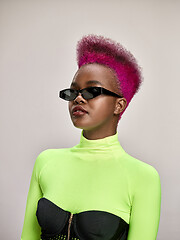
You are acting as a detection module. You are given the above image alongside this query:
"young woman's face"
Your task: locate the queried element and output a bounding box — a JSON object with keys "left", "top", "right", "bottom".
{"left": 68, "top": 63, "right": 121, "bottom": 131}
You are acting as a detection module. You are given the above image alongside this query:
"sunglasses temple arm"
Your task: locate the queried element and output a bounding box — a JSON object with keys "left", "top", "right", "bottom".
{"left": 102, "top": 88, "right": 123, "bottom": 98}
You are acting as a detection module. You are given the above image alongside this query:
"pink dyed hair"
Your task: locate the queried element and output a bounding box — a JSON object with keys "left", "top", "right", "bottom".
{"left": 76, "top": 34, "right": 143, "bottom": 122}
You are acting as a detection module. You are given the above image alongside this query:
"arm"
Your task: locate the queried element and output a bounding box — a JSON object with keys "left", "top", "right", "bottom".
{"left": 127, "top": 166, "right": 161, "bottom": 240}
{"left": 21, "top": 153, "right": 43, "bottom": 240}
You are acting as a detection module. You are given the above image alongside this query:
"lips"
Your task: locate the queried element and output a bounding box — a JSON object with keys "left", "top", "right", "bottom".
{"left": 72, "top": 106, "right": 88, "bottom": 114}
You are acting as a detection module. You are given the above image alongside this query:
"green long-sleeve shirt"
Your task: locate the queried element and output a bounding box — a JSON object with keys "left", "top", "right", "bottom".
{"left": 21, "top": 130, "right": 161, "bottom": 240}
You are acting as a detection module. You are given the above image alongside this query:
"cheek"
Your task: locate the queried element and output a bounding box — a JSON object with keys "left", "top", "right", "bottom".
{"left": 68, "top": 102, "right": 73, "bottom": 112}
{"left": 90, "top": 97, "right": 115, "bottom": 118}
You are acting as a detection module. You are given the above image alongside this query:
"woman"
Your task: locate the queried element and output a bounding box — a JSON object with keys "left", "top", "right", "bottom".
{"left": 21, "top": 35, "right": 161, "bottom": 240}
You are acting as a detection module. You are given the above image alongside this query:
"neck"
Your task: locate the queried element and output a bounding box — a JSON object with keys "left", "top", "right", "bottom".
{"left": 71, "top": 129, "right": 126, "bottom": 162}
{"left": 82, "top": 128, "right": 118, "bottom": 140}
{"left": 76, "top": 129, "right": 121, "bottom": 151}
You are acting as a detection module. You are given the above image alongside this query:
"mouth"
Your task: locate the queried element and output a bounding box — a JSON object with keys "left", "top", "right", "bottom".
{"left": 72, "top": 106, "right": 88, "bottom": 116}
{"left": 72, "top": 110, "right": 88, "bottom": 116}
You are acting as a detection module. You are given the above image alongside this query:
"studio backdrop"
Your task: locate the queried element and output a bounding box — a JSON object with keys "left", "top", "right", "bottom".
{"left": 0, "top": 0, "right": 179, "bottom": 239}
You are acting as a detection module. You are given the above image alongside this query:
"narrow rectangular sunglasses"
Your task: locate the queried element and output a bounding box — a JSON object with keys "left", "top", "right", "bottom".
{"left": 59, "top": 86, "right": 123, "bottom": 101}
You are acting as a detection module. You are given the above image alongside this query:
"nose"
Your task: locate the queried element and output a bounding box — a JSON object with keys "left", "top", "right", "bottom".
{"left": 74, "top": 93, "right": 87, "bottom": 104}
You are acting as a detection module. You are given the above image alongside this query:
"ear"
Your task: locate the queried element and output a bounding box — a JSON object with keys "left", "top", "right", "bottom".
{"left": 114, "top": 98, "right": 127, "bottom": 115}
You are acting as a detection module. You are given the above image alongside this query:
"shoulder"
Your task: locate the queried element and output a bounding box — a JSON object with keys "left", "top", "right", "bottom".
{"left": 122, "top": 152, "right": 161, "bottom": 187}
{"left": 121, "top": 153, "right": 161, "bottom": 201}
{"left": 33, "top": 148, "right": 69, "bottom": 173}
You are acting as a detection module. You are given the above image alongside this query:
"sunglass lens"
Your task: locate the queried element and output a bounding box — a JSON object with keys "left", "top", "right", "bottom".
{"left": 83, "top": 89, "right": 94, "bottom": 99}
{"left": 60, "top": 89, "right": 76, "bottom": 101}
{"left": 83, "top": 87, "right": 101, "bottom": 99}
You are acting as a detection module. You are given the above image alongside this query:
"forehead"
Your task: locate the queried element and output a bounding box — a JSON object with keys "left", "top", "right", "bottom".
{"left": 71, "top": 63, "right": 117, "bottom": 89}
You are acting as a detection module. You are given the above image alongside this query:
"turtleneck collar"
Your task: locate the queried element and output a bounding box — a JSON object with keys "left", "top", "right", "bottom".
{"left": 76, "top": 130, "right": 123, "bottom": 150}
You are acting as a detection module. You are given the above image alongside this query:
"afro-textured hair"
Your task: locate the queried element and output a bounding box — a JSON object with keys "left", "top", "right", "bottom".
{"left": 76, "top": 34, "right": 143, "bottom": 122}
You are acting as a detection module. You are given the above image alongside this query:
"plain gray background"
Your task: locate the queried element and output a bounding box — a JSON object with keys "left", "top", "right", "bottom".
{"left": 0, "top": 0, "right": 179, "bottom": 239}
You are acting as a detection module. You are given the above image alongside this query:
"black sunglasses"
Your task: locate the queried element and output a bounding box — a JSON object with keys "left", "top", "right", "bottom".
{"left": 59, "top": 86, "right": 123, "bottom": 101}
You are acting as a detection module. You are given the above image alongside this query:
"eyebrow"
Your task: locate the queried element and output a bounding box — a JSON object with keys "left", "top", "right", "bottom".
{"left": 70, "top": 80, "right": 103, "bottom": 87}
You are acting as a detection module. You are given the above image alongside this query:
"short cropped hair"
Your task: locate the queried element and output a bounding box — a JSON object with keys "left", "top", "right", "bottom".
{"left": 76, "top": 34, "right": 143, "bottom": 121}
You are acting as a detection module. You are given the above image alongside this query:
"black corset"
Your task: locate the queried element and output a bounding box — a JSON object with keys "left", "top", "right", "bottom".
{"left": 36, "top": 198, "right": 129, "bottom": 240}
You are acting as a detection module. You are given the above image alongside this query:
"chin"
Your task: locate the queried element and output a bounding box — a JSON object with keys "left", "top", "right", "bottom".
{"left": 72, "top": 121, "right": 89, "bottom": 130}
{"left": 72, "top": 120, "right": 102, "bottom": 132}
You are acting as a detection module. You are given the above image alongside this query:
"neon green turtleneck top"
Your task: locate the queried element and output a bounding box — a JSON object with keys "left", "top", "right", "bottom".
{"left": 21, "top": 130, "right": 161, "bottom": 240}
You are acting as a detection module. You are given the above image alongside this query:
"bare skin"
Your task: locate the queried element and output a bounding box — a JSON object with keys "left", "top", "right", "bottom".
{"left": 68, "top": 63, "right": 127, "bottom": 140}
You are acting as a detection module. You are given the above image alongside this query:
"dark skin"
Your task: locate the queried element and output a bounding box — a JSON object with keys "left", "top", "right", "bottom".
{"left": 68, "top": 63, "right": 127, "bottom": 140}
